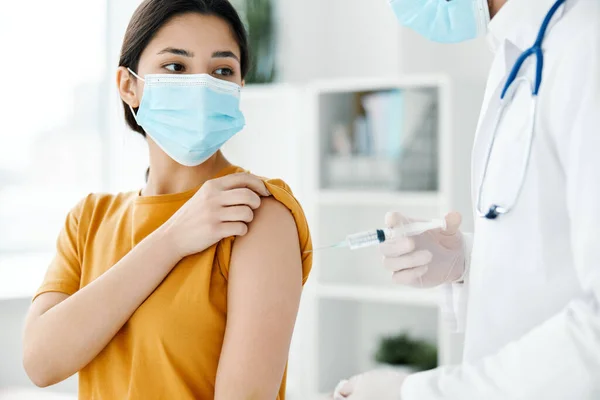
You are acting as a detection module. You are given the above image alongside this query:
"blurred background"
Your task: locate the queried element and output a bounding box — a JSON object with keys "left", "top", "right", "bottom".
{"left": 0, "top": 0, "right": 492, "bottom": 398}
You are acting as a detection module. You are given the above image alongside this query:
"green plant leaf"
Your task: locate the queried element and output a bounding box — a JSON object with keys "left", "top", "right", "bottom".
{"left": 374, "top": 333, "right": 438, "bottom": 371}
{"left": 231, "top": 0, "right": 276, "bottom": 84}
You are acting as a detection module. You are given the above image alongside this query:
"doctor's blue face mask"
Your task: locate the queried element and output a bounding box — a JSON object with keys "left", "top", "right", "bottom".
{"left": 389, "top": 0, "right": 490, "bottom": 43}
{"left": 127, "top": 69, "right": 245, "bottom": 167}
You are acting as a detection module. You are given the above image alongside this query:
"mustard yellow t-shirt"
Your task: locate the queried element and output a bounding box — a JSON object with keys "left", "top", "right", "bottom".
{"left": 35, "top": 166, "right": 312, "bottom": 400}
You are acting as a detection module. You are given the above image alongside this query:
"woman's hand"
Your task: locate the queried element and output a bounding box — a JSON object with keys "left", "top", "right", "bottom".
{"left": 162, "top": 172, "right": 271, "bottom": 259}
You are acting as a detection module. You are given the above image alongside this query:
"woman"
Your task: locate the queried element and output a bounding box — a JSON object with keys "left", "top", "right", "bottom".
{"left": 22, "top": 1, "right": 312, "bottom": 399}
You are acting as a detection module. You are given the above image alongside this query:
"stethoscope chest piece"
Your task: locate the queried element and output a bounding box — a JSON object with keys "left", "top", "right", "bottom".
{"left": 481, "top": 205, "right": 507, "bottom": 220}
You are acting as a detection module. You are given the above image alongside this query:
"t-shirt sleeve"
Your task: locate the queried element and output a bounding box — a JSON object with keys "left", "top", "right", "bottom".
{"left": 216, "top": 178, "right": 313, "bottom": 285}
{"left": 33, "top": 196, "right": 89, "bottom": 301}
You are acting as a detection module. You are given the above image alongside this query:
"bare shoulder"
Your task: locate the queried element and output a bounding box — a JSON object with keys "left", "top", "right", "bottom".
{"left": 231, "top": 196, "right": 301, "bottom": 269}
{"left": 251, "top": 196, "right": 297, "bottom": 233}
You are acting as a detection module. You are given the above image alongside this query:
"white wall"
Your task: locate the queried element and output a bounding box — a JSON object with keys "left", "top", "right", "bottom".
{"left": 0, "top": 300, "right": 31, "bottom": 388}
{"left": 0, "top": 299, "right": 77, "bottom": 393}
{"left": 106, "top": 0, "right": 149, "bottom": 192}
{"left": 277, "top": 0, "right": 401, "bottom": 82}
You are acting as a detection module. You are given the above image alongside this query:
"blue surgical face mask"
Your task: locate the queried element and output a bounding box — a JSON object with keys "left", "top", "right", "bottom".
{"left": 389, "top": 0, "right": 490, "bottom": 43}
{"left": 128, "top": 69, "right": 245, "bottom": 167}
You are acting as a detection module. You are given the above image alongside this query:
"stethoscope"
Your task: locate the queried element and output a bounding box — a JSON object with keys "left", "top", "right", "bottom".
{"left": 476, "top": 0, "right": 566, "bottom": 220}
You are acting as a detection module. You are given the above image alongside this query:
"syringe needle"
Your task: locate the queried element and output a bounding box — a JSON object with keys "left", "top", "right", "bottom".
{"left": 307, "top": 219, "right": 446, "bottom": 253}
{"left": 303, "top": 240, "right": 349, "bottom": 253}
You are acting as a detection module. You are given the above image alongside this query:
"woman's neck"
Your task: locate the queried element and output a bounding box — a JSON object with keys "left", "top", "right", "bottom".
{"left": 489, "top": 0, "right": 508, "bottom": 19}
{"left": 143, "top": 151, "right": 231, "bottom": 196}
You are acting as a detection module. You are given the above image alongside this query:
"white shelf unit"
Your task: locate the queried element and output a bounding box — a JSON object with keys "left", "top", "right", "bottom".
{"left": 302, "top": 75, "right": 457, "bottom": 397}
{"left": 317, "top": 190, "right": 441, "bottom": 207}
{"left": 315, "top": 283, "right": 440, "bottom": 307}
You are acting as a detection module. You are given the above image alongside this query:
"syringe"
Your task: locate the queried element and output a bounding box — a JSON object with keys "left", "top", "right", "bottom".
{"left": 309, "top": 219, "right": 447, "bottom": 252}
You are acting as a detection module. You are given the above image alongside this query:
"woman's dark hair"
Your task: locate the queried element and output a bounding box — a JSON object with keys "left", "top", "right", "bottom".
{"left": 118, "top": 0, "right": 249, "bottom": 137}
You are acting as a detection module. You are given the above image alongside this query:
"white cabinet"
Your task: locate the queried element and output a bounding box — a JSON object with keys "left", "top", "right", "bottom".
{"left": 301, "top": 76, "right": 459, "bottom": 396}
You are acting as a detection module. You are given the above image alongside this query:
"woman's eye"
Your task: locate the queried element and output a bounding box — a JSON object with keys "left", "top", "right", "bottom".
{"left": 164, "top": 63, "right": 184, "bottom": 72}
{"left": 214, "top": 68, "right": 234, "bottom": 77}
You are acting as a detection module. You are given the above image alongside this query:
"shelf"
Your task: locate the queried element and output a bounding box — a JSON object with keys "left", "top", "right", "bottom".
{"left": 315, "top": 283, "right": 439, "bottom": 307}
{"left": 317, "top": 190, "right": 443, "bottom": 207}
{"left": 309, "top": 75, "right": 449, "bottom": 94}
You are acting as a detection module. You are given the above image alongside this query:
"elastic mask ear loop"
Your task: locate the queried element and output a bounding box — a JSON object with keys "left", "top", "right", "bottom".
{"left": 127, "top": 67, "right": 145, "bottom": 82}
{"left": 126, "top": 68, "right": 148, "bottom": 184}
{"left": 126, "top": 68, "right": 145, "bottom": 123}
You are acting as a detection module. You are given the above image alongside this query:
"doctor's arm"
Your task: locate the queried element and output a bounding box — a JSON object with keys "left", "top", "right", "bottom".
{"left": 214, "top": 197, "right": 303, "bottom": 400}
{"left": 400, "top": 29, "right": 600, "bottom": 400}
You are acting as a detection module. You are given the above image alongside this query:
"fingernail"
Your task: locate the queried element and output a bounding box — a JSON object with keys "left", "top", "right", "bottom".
{"left": 442, "top": 212, "right": 462, "bottom": 235}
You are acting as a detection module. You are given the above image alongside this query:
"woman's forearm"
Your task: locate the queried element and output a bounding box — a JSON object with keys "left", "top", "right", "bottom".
{"left": 23, "top": 226, "right": 181, "bottom": 387}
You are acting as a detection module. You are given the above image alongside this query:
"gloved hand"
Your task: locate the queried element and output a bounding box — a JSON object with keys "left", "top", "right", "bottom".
{"left": 381, "top": 212, "right": 465, "bottom": 288}
{"left": 334, "top": 368, "right": 409, "bottom": 400}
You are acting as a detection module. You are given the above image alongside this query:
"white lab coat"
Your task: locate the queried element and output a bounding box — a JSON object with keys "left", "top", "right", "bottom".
{"left": 402, "top": 0, "right": 600, "bottom": 399}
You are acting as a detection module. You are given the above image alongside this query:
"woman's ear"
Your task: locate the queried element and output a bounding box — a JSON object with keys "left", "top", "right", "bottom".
{"left": 116, "top": 66, "right": 141, "bottom": 108}
{"left": 241, "top": 79, "right": 245, "bottom": 88}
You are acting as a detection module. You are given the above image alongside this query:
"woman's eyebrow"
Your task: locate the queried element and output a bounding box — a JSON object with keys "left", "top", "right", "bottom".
{"left": 212, "top": 50, "right": 239, "bottom": 62}
{"left": 157, "top": 47, "right": 195, "bottom": 57}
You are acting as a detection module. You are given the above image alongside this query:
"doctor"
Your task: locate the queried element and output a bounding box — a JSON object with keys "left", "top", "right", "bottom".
{"left": 337, "top": 0, "right": 600, "bottom": 399}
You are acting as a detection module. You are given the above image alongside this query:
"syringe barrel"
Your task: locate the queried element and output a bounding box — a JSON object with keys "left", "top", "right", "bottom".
{"left": 346, "top": 229, "right": 386, "bottom": 250}
{"left": 393, "top": 219, "right": 446, "bottom": 237}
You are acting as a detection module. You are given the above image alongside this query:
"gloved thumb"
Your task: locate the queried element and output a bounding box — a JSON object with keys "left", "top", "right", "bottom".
{"left": 385, "top": 211, "right": 410, "bottom": 229}
{"left": 336, "top": 379, "right": 354, "bottom": 397}
{"left": 441, "top": 212, "right": 462, "bottom": 236}
{"left": 437, "top": 212, "right": 463, "bottom": 250}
